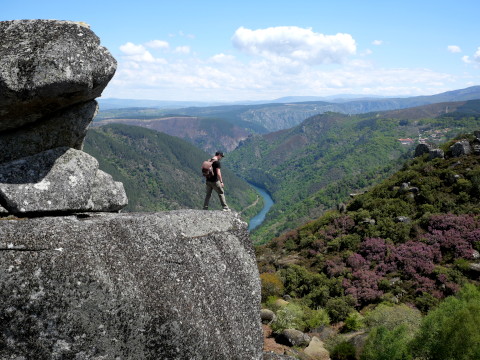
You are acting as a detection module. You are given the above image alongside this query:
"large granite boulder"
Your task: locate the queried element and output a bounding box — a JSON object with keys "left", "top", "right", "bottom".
{"left": 414, "top": 143, "right": 432, "bottom": 157}
{"left": 0, "top": 210, "right": 263, "bottom": 359}
{"left": 0, "top": 20, "right": 116, "bottom": 131}
{"left": 0, "top": 147, "right": 127, "bottom": 214}
{"left": 0, "top": 100, "right": 98, "bottom": 164}
{"left": 304, "top": 336, "right": 330, "bottom": 360}
{"left": 450, "top": 140, "right": 472, "bottom": 157}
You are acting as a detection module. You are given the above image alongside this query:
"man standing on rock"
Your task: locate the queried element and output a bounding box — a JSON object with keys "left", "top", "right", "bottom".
{"left": 203, "top": 151, "right": 230, "bottom": 211}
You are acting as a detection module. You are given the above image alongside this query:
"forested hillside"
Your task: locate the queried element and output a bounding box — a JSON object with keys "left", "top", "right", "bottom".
{"left": 257, "top": 134, "right": 480, "bottom": 359}
{"left": 83, "top": 124, "right": 262, "bottom": 217}
{"left": 227, "top": 100, "right": 480, "bottom": 244}
{"left": 93, "top": 116, "right": 250, "bottom": 153}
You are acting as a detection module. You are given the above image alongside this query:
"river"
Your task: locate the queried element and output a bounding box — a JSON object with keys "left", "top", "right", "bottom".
{"left": 248, "top": 183, "right": 274, "bottom": 232}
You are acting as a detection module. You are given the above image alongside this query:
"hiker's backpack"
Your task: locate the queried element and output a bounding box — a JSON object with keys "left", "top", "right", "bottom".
{"left": 201, "top": 158, "right": 215, "bottom": 179}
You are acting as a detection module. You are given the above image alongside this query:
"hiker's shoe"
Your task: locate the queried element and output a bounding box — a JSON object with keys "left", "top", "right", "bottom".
{"left": 223, "top": 207, "right": 231, "bottom": 212}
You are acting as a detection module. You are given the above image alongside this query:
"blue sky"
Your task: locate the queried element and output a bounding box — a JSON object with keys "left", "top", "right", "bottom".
{"left": 3, "top": 0, "right": 480, "bottom": 101}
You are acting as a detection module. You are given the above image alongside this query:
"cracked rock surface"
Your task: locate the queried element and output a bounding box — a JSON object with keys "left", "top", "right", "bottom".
{"left": 0, "top": 210, "right": 263, "bottom": 359}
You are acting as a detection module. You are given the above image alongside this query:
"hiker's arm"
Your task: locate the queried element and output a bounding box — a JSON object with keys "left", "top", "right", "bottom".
{"left": 217, "top": 168, "right": 224, "bottom": 187}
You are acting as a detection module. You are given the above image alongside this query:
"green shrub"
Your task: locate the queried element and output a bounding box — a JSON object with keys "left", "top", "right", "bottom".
{"left": 364, "top": 303, "right": 422, "bottom": 334}
{"left": 326, "top": 296, "right": 356, "bottom": 323}
{"left": 343, "top": 311, "right": 365, "bottom": 332}
{"left": 260, "top": 272, "right": 284, "bottom": 302}
{"left": 411, "top": 284, "right": 480, "bottom": 360}
{"left": 270, "top": 303, "right": 306, "bottom": 333}
{"left": 360, "top": 325, "right": 412, "bottom": 360}
{"left": 331, "top": 341, "right": 356, "bottom": 360}
{"left": 304, "top": 307, "right": 330, "bottom": 331}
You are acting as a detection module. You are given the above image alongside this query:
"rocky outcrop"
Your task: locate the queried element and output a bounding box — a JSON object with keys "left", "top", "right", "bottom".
{"left": 450, "top": 140, "right": 471, "bottom": 157}
{"left": 276, "top": 329, "right": 311, "bottom": 347}
{"left": 414, "top": 143, "right": 432, "bottom": 157}
{"left": 0, "top": 210, "right": 263, "bottom": 359}
{"left": 0, "top": 100, "right": 98, "bottom": 164}
{"left": 415, "top": 133, "right": 480, "bottom": 161}
{"left": 304, "top": 336, "right": 330, "bottom": 360}
{"left": 0, "top": 19, "right": 263, "bottom": 359}
{"left": 261, "top": 308, "right": 276, "bottom": 324}
{"left": 0, "top": 20, "right": 116, "bottom": 131}
{"left": 0, "top": 20, "right": 126, "bottom": 214}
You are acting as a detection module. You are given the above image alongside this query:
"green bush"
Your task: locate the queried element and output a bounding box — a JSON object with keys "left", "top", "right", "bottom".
{"left": 411, "top": 284, "right": 480, "bottom": 360}
{"left": 270, "top": 303, "right": 306, "bottom": 333}
{"left": 343, "top": 311, "right": 365, "bottom": 332}
{"left": 304, "top": 307, "right": 330, "bottom": 330}
{"left": 364, "top": 303, "right": 422, "bottom": 334}
{"left": 326, "top": 296, "right": 356, "bottom": 323}
{"left": 270, "top": 301, "right": 331, "bottom": 333}
{"left": 260, "top": 272, "right": 284, "bottom": 302}
{"left": 360, "top": 325, "right": 412, "bottom": 360}
{"left": 331, "top": 341, "right": 356, "bottom": 360}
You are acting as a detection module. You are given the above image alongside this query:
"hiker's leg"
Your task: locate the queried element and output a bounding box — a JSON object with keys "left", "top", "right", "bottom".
{"left": 203, "top": 182, "right": 213, "bottom": 209}
{"left": 213, "top": 181, "right": 228, "bottom": 209}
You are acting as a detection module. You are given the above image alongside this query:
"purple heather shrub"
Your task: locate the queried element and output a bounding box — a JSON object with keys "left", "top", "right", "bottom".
{"left": 333, "top": 215, "right": 356, "bottom": 233}
{"left": 392, "top": 241, "right": 441, "bottom": 276}
{"left": 427, "top": 213, "right": 476, "bottom": 232}
{"left": 346, "top": 253, "right": 368, "bottom": 270}
{"left": 360, "top": 237, "right": 393, "bottom": 262}
{"left": 311, "top": 238, "right": 326, "bottom": 253}
{"left": 411, "top": 274, "right": 442, "bottom": 298}
{"left": 374, "top": 261, "right": 398, "bottom": 276}
{"left": 343, "top": 269, "right": 383, "bottom": 304}
{"left": 326, "top": 256, "right": 348, "bottom": 277}
{"left": 424, "top": 214, "right": 480, "bottom": 260}
{"left": 317, "top": 215, "right": 355, "bottom": 243}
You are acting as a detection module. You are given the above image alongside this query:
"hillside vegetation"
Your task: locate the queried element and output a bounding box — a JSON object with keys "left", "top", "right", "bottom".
{"left": 83, "top": 124, "right": 262, "bottom": 217}
{"left": 93, "top": 115, "right": 250, "bottom": 153}
{"left": 258, "top": 134, "right": 480, "bottom": 359}
{"left": 227, "top": 100, "right": 480, "bottom": 244}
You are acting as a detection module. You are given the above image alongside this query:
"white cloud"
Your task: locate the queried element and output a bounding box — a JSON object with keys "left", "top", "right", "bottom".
{"left": 210, "top": 53, "right": 236, "bottom": 63}
{"left": 119, "top": 42, "right": 147, "bottom": 55}
{"left": 174, "top": 46, "right": 191, "bottom": 54}
{"left": 462, "top": 47, "right": 480, "bottom": 66}
{"left": 447, "top": 45, "right": 462, "bottom": 53}
{"left": 231, "top": 26, "right": 356, "bottom": 65}
{"left": 474, "top": 47, "right": 480, "bottom": 62}
{"left": 119, "top": 42, "right": 164, "bottom": 63}
{"left": 372, "top": 40, "right": 383, "bottom": 46}
{"left": 145, "top": 40, "right": 170, "bottom": 49}
{"left": 106, "top": 32, "right": 469, "bottom": 102}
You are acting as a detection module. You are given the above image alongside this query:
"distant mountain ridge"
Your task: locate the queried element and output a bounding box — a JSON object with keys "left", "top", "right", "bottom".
{"left": 97, "top": 86, "right": 480, "bottom": 133}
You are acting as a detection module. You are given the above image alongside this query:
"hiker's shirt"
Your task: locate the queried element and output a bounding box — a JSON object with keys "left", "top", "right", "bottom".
{"left": 208, "top": 159, "right": 221, "bottom": 182}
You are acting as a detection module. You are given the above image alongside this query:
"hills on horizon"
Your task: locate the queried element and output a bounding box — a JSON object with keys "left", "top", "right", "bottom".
{"left": 98, "top": 85, "right": 480, "bottom": 110}
{"left": 97, "top": 85, "right": 480, "bottom": 133}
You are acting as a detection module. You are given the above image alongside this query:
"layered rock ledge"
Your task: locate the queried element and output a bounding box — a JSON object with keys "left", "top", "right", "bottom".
{"left": 0, "top": 210, "right": 263, "bottom": 359}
